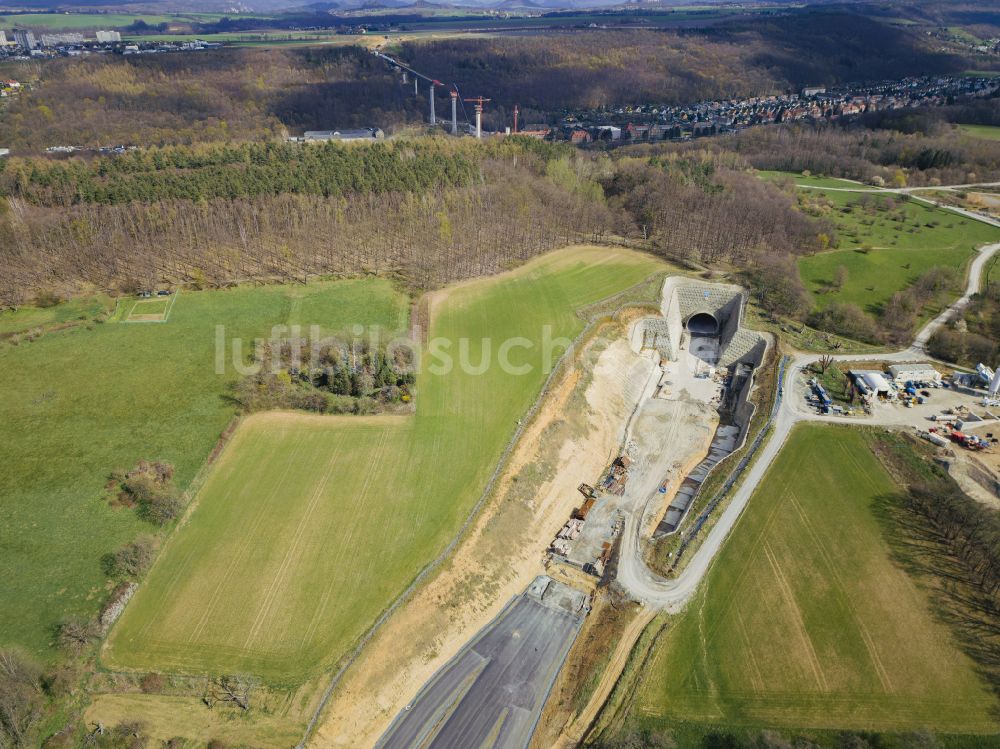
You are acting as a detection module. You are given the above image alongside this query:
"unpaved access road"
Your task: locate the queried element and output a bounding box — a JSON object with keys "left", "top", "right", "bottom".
{"left": 616, "top": 238, "right": 1000, "bottom": 610}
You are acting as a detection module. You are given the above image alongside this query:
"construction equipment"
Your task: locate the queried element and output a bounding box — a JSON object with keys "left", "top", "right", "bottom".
{"left": 574, "top": 498, "right": 596, "bottom": 521}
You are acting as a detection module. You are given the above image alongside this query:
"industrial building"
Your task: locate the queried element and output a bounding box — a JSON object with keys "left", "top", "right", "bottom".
{"left": 302, "top": 128, "right": 385, "bottom": 141}
{"left": 850, "top": 370, "right": 894, "bottom": 399}
{"left": 888, "top": 363, "right": 941, "bottom": 385}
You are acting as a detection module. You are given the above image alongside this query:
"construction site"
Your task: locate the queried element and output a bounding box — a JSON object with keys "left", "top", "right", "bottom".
{"left": 546, "top": 278, "right": 769, "bottom": 581}
{"left": 371, "top": 275, "right": 772, "bottom": 749}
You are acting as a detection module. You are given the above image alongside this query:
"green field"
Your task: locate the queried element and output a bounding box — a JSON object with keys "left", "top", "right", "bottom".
{"left": 103, "top": 247, "right": 661, "bottom": 681}
{"left": 757, "top": 169, "right": 879, "bottom": 190}
{"left": 0, "top": 278, "right": 406, "bottom": 659}
{"left": 959, "top": 124, "right": 1000, "bottom": 141}
{"left": 0, "top": 12, "right": 235, "bottom": 30}
{"left": 632, "top": 425, "right": 999, "bottom": 735}
{"left": 0, "top": 293, "right": 112, "bottom": 337}
{"left": 797, "top": 190, "right": 999, "bottom": 315}
{"left": 122, "top": 296, "right": 172, "bottom": 321}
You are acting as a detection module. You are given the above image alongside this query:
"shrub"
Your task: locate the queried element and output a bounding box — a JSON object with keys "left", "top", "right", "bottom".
{"left": 41, "top": 665, "right": 78, "bottom": 698}
{"left": 112, "top": 461, "right": 182, "bottom": 526}
{"left": 139, "top": 673, "right": 165, "bottom": 694}
{"left": 34, "top": 291, "right": 61, "bottom": 308}
{"left": 808, "top": 301, "right": 880, "bottom": 343}
{"left": 102, "top": 537, "right": 157, "bottom": 581}
{"left": 139, "top": 492, "right": 183, "bottom": 526}
{"left": 55, "top": 619, "right": 98, "bottom": 654}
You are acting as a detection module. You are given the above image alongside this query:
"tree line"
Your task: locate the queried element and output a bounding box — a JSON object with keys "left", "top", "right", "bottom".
{"left": 928, "top": 280, "right": 1000, "bottom": 366}
{"left": 0, "top": 145, "right": 614, "bottom": 307}
{"left": 1, "top": 140, "right": 485, "bottom": 206}
{"left": 684, "top": 116, "right": 1000, "bottom": 188}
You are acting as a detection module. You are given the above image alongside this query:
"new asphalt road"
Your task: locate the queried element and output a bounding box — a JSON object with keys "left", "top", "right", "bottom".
{"left": 376, "top": 579, "right": 585, "bottom": 749}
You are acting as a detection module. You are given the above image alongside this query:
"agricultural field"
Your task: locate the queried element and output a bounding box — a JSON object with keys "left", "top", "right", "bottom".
{"left": 630, "top": 425, "right": 999, "bottom": 736}
{"left": 959, "top": 124, "right": 1000, "bottom": 141}
{"left": 796, "top": 190, "right": 999, "bottom": 316}
{"left": 0, "top": 12, "right": 236, "bottom": 30}
{"left": 102, "top": 246, "right": 662, "bottom": 682}
{"left": 0, "top": 278, "right": 407, "bottom": 659}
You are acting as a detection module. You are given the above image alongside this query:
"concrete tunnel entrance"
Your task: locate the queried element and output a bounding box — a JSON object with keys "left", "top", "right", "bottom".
{"left": 686, "top": 312, "right": 720, "bottom": 336}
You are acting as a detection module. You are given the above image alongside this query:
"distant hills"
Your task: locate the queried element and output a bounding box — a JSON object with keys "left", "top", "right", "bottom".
{"left": 0, "top": 0, "right": 792, "bottom": 14}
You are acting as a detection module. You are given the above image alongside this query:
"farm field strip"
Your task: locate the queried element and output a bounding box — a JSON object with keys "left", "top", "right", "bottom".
{"left": 0, "top": 277, "right": 407, "bottom": 658}
{"left": 633, "top": 425, "right": 999, "bottom": 735}
{"left": 102, "top": 246, "right": 663, "bottom": 681}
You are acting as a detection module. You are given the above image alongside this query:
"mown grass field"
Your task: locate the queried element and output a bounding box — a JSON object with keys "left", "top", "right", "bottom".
{"left": 123, "top": 296, "right": 172, "bottom": 321}
{"left": 756, "top": 170, "right": 879, "bottom": 190}
{"left": 0, "top": 278, "right": 406, "bottom": 659}
{"left": 632, "top": 425, "right": 999, "bottom": 735}
{"left": 959, "top": 124, "right": 1000, "bottom": 141}
{"left": 796, "top": 190, "right": 999, "bottom": 316}
{"left": 102, "top": 247, "right": 662, "bottom": 682}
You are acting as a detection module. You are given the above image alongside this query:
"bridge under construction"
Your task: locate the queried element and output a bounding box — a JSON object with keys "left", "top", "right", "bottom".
{"left": 372, "top": 50, "right": 503, "bottom": 138}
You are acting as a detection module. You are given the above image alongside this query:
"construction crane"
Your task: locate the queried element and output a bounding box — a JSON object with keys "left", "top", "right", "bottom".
{"left": 373, "top": 51, "right": 481, "bottom": 137}
{"left": 464, "top": 96, "right": 491, "bottom": 139}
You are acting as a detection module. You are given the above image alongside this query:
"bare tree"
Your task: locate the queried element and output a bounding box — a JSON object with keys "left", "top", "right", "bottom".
{"left": 55, "top": 619, "right": 99, "bottom": 654}
{"left": 203, "top": 675, "right": 257, "bottom": 712}
{"left": 0, "top": 649, "right": 43, "bottom": 749}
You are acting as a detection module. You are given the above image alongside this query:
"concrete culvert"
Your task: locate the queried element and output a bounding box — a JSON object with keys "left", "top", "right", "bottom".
{"left": 686, "top": 312, "right": 719, "bottom": 336}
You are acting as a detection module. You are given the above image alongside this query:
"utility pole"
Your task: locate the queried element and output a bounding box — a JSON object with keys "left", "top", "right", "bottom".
{"left": 464, "top": 96, "right": 491, "bottom": 139}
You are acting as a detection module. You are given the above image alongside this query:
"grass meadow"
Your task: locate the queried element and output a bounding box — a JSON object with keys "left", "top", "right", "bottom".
{"left": 632, "top": 425, "right": 999, "bottom": 736}
{"left": 0, "top": 278, "right": 406, "bottom": 659}
{"left": 959, "top": 124, "right": 1000, "bottom": 141}
{"left": 0, "top": 293, "right": 113, "bottom": 336}
{"left": 102, "top": 246, "right": 663, "bottom": 682}
{"left": 796, "top": 190, "right": 999, "bottom": 316}
{"left": 756, "top": 170, "right": 879, "bottom": 190}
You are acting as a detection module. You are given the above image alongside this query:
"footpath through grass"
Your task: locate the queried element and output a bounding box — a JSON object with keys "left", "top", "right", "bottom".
{"left": 0, "top": 278, "right": 406, "bottom": 659}
{"left": 103, "top": 246, "right": 663, "bottom": 682}
{"left": 631, "top": 424, "right": 999, "bottom": 736}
